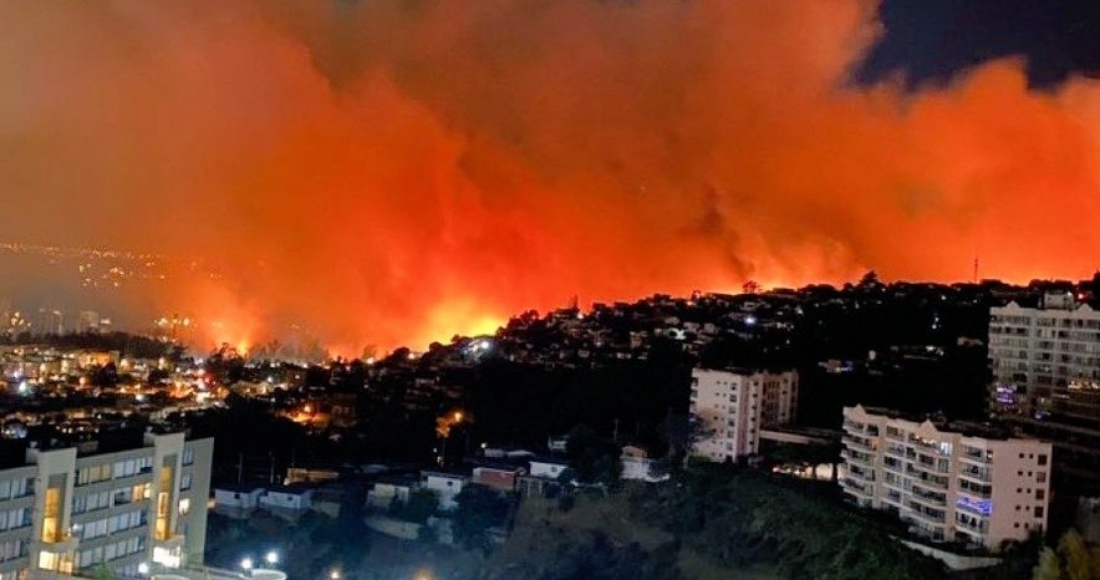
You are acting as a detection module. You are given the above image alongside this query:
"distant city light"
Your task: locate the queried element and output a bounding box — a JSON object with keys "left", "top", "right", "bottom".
{"left": 264, "top": 551, "right": 279, "bottom": 565}
{"left": 240, "top": 557, "right": 254, "bottom": 571}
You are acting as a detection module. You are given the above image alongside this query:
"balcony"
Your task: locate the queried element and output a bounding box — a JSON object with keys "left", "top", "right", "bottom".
{"left": 958, "top": 467, "right": 992, "bottom": 484}
{"left": 846, "top": 467, "right": 875, "bottom": 483}
{"left": 905, "top": 504, "right": 947, "bottom": 525}
{"left": 958, "top": 452, "right": 991, "bottom": 466}
{"left": 842, "top": 448, "right": 874, "bottom": 466}
{"left": 845, "top": 437, "right": 875, "bottom": 453}
{"left": 884, "top": 444, "right": 907, "bottom": 458}
{"left": 910, "top": 487, "right": 948, "bottom": 508}
{"left": 841, "top": 478, "right": 873, "bottom": 497}
{"left": 905, "top": 467, "right": 948, "bottom": 490}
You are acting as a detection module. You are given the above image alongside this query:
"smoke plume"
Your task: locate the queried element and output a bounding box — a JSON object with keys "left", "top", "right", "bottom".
{"left": 3, "top": 0, "right": 1100, "bottom": 353}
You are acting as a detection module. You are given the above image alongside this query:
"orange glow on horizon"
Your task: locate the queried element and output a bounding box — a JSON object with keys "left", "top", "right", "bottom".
{"left": 7, "top": 1, "right": 1100, "bottom": 356}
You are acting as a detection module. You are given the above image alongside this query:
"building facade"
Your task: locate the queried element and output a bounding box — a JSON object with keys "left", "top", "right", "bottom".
{"left": 989, "top": 293, "right": 1100, "bottom": 421}
{"left": 840, "top": 405, "right": 1051, "bottom": 550}
{"left": 689, "top": 368, "right": 798, "bottom": 462}
{"left": 989, "top": 293, "right": 1100, "bottom": 491}
{"left": 0, "top": 432, "right": 212, "bottom": 580}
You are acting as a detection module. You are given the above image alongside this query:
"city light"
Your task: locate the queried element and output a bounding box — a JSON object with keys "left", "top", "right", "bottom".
{"left": 265, "top": 551, "right": 279, "bottom": 566}
{"left": 240, "top": 557, "right": 254, "bottom": 571}
{"left": 137, "top": 563, "right": 149, "bottom": 576}
{"left": 329, "top": 569, "right": 340, "bottom": 580}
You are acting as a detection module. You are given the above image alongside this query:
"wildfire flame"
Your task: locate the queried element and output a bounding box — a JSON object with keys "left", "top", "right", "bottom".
{"left": 4, "top": 0, "right": 1100, "bottom": 354}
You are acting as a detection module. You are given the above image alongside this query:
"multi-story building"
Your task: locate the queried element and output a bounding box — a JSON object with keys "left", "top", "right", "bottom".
{"left": 989, "top": 292, "right": 1100, "bottom": 491}
{"left": 0, "top": 431, "right": 212, "bottom": 580}
{"left": 990, "top": 292, "right": 1100, "bottom": 420}
{"left": 840, "top": 405, "right": 1051, "bottom": 550}
{"left": 689, "top": 368, "right": 798, "bottom": 462}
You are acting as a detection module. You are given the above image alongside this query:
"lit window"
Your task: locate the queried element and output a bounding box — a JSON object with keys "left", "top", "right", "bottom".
{"left": 38, "top": 550, "right": 59, "bottom": 571}
{"left": 178, "top": 498, "right": 191, "bottom": 516}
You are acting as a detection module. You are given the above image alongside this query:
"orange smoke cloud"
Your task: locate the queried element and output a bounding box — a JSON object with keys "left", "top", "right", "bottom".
{"left": 3, "top": 0, "right": 1100, "bottom": 354}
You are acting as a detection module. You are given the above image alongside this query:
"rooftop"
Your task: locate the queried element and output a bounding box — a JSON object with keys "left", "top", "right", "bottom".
{"left": 851, "top": 405, "right": 1024, "bottom": 442}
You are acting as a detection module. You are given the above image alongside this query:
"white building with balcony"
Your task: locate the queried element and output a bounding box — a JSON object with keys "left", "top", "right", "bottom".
{"left": 840, "top": 405, "right": 1051, "bottom": 550}
{"left": 689, "top": 368, "right": 798, "bottom": 462}
{"left": 0, "top": 431, "right": 212, "bottom": 580}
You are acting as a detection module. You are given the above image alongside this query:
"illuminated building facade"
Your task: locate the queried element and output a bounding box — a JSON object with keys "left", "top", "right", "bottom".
{"left": 841, "top": 405, "right": 1051, "bottom": 550}
{"left": 689, "top": 368, "right": 798, "bottom": 462}
{"left": 989, "top": 292, "right": 1100, "bottom": 422}
{"left": 989, "top": 292, "right": 1100, "bottom": 490}
{"left": 0, "top": 432, "right": 211, "bottom": 580}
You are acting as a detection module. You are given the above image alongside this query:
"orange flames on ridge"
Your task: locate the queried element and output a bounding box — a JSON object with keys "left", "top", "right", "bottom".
{"left": 4, "top": 0, "right": 1100, "bottom": 355}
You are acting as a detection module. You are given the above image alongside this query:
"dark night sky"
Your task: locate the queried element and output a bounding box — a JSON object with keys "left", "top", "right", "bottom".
{"left": 858, "top": 0, "right": 1100, "bottom": 88}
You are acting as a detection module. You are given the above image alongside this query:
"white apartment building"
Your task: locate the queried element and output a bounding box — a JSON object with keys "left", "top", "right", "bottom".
{"left": 0, "top": 431, "right": 212, "bottom": 580}
{"left": 840, "top": 405, "right": 1051, "bottom": 550}
{"left": 690, "top": 368, "right": 798, "bottom": 462}
{"left": 989, "top": 292, "right": 1100, "bottom": 423}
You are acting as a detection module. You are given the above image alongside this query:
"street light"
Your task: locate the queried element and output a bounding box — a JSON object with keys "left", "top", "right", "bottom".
{"left": 240, "top": 557, "right": 254, "bottom": 574}
{"left": 265, "top": 551, "right": 279, "bottom": 566}
{"left": 329, "top": 569, "right": 341, "bottom": 580}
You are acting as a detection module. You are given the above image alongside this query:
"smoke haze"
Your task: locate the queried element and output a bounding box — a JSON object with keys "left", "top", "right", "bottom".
{"left": 2, "top": 0, "right": 1100, "bottom": 353}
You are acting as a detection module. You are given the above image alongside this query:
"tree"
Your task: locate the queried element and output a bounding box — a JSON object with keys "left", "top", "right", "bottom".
{"left": 93, "top": 564, "right": 118, "bottom": 580}
{"left": 565, "top": 424, "right": 621, "bottom": 485}
{"left": 452, "top": 484, "right": 510, "bottom": 553}
{"left": 1032, "top": 547, "right": 1062, "bottom": 580}
{"left": 392, "top": 489, "right": 439, "bottom": 524}
{"left": 1059, "top": 529, "right": 1091, "bottom": 580}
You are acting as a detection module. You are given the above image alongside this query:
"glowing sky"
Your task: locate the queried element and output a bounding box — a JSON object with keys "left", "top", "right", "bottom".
{"left": 3, "top": 0, "right": 1100, "bottom": 354}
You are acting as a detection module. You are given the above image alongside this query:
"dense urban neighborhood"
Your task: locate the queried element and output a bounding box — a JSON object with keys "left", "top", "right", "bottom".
{"left": 0, "top": 276, "right": 1096, "bottom": 577}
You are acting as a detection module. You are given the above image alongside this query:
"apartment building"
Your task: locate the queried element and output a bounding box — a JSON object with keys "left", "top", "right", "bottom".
{"left": 0, "top": 431, "right": 212, "bottom": 580}
{"left": 989, "top": 292, "right": 1100, "bottom": 421}
{"left": 840, "top": 405, "right": 1051, "bottom": 550}
{"left": 989, "top": 292, "right": 1100, "bottom": 490}
{"left": 689, "top": 368, "right": 798, "bottom": 462}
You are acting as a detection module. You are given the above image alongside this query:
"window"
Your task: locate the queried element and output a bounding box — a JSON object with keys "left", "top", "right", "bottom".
{"left": 133, "top": 483, "right": 151, "bottom": 501}
{"left": 82, "top": 519, "right": 108, "bottom": 540}
{"left": 1037, "top": 472, "right": 1048, "bottom": 484}
{"left": 11, "top": 478, "right": 32, "bottom": 498}
{"left": 113, "top": 459, "right": 139, "bottom": 479}
{"left": 178, "top": 498, "right": 191, "bottom": 516}
{"left": 1035, "top": 507, "right": 1045, "bottom": 518}
{"left": 77, "top": 464, "right": 112, "bottom": 486}
{"left": 182, "top": 448, "right": 195, "bottom": 466}
{"left": 0, "top": 540, "right": 26, "bottom": 563}
{"left": 1038, "top": 454, "right": 1048, "bottom": 466}
{"left": 1037, "top": 489, "right": 1046, "bottom": 500}
{"left": 41, "top": 487, "right": 61, "bottom": 543}
{"left": 38, "top": 551, "right": 59, "bottom": 571}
